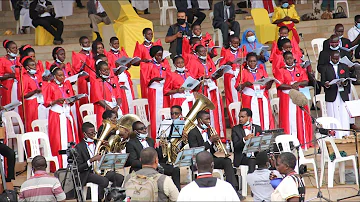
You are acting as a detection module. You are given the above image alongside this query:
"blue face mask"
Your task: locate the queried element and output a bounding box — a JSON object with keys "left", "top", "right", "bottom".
{"left": 137, "top": 133, "right": 148, "bottom": 139}
{"left": 200, "top": 123, "right": 208, "bottom": 129}
{"left": 28, "top": 69, "right": 37, "bottom": 75}
{"left": 247, "top": 35, "right": 256, "bottom": 43}
{"left": 357, "top": 23, "right": 360, "bottom": 29}
{"left": 282, "top": 3, "right": 289, "bottom": 8}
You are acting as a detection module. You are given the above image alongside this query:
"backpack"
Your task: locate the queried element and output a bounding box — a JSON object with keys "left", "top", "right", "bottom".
{"left": 125, "top": 172, "right": 165, "bottom": 202}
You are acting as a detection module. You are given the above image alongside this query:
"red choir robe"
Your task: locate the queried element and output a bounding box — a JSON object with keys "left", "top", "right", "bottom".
{"left": 0, "top": 56, "right": 20, "bottom": 106}
{"left": 117, "top": 70, "right": 135, "bottom": 114}
{"left": 219, "top": 47, "right": 245, "bottom": 127}
{"left": 35, "top": 60, "right": 45, "bottom": 77}
{"left": 187, "top": 57, "right": 226, "bottom": 140}
{"left": 107, "top": 47, "right": 128, "bottom": 68}
{"left": 43, "top": 80, "right": 79, "bottom": 170}
{"left": 46, "top": 61, "right": 75, "bottom": 78}
{"left": 143, "top": 61, "right": 171, "bottom": 139}
{"left": 72, "top": 51, "right": 91, "bottom": 105}
{"left": 90, "top": 76, "right": 122, "bottom": 128}
{"left": 163, "top": 70, "right": 195, "bottom": 116}
{"left": 183, "top": 52, "right": 198, "bottom": 67}
{"left": 271, "top": 49, "right": 301, "bottom": 76}
{"left": 182, "top": 33, "right": 218, "bottom": 57}
{"left": 269, "top": 37, "right": 301, "bottom": 63}
{"left": 235, "top": 64, "right": 275, "bottom": 130}
{"left": 274, "top": 65, "right": 312, "bottom": 149}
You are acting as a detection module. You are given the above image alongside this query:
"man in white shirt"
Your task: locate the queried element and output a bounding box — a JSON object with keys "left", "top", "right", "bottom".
{"left": 348, "top": 15, "right": 360, "bottom": 59}
{"left": 177, "top": 151, "right": 240, "bottom": 201}
{"left": 87, "top": 0, "right": 111, "bottom": 42}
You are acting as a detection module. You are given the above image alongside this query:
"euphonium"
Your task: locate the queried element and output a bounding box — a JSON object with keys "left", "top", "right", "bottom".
{"left": 209, "top": 126, "right": 230, "bottom": 157}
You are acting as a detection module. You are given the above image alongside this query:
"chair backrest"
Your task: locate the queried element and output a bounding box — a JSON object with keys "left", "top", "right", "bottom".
{"left": 130, "top": 99, "right": 150, "bottom": 126}
{"left": 159, "top": 108, "right": 171, "bottom": 120}
{"left": 251, "top": 8, "right": 271, "bottom": 25}
{"left": 268, "top": 88, "right": 277, "bottom": 100}
{"left": 270, "top": 98, "right": 280, "bottom": 126}
{"left": 228, "top": 102, "right": 241, "bottom": 125}
{"left": 316, "top": 133, "right": 330, "bottom": 162}
{"left": 311, "top": 38, "right": 326, "bottom": 60}
{"left": 22, "top": 132, "right": 53, "bottom": 158}
{"left": 31, "top": 119, "right": 48, "bottom": 134}
{"left": 313, "top": 94, "right": 327, "bottom": 117}
{"left": 351, "top": 83, "right": 359, "bottom": 100}
{"left": 316, "top": 133, "right": 342, "bottom": 161}
{"left": 3, "top": 111, "right": 25, "bottom": 137}
{"left": 79, "top": 103, "right": 94, "bottom": 120}
{"left": 316, "top": 117, "right": 342, "bottom": 130}
{"left": 132, "top": 79, "right": 140, "bottom": 99}
{"left": 275, "top": 134, "right": 306, "bottom": 159}
{"left": 83, "top": 114, "right": 97, "bottom": 132}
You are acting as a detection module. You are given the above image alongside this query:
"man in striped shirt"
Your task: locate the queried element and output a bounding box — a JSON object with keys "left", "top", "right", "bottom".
{"left": 19, "top": 155, "right": 66, "bottom": 202}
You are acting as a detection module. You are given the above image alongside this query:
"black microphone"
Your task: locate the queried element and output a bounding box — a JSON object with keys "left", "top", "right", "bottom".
{"left": 79, "top": 60, "right": 86, "bottom": 71}
{"left": 0, "top": 84, "right": 8, "bottom": 90}
{"left": 318, "top": 128, "right": 336, "bottom": 136}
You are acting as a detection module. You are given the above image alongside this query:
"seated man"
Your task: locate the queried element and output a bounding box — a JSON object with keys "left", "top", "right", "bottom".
{"left": 124, "top": 147, "right": 179, "bottom": 201}
{"left": 177, "top": 151, "right": 240, "bottom": 201}
{"left": 75, "top": 122, "right": 124, "bottom": 201}
{"left": 348, "top": 15, "right": 360, "bottom": 59}
{"left": 231, "top": 108, "right": 261, "bottom": 173}
{"left": 188, "top": 110, "right": 240, "bottom": 196}
{"left": 126, "top": 121, "right": 181, "bottom": 190}
{"left": 87, "top": 0, "right": 111, "bottom": 42}
{"left": 213, "top": 0, "right": 240, "bottom": 48}
{"left": 175, "top": 0, "right": 206, "bottom": 26}
{"left": 324, "top": 24, "right": 352, "bottom": 50}
{"left": 29, "top": 0, "right": 64, "bottom": 45}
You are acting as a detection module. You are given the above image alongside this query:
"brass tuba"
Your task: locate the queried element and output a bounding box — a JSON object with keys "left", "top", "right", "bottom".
{"left": 93, "top": 114, "right": 142, "bottom": 174}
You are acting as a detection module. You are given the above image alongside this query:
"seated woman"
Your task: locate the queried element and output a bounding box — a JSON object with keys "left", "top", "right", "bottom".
{"left": 269, "top": 26, "right": 301, "bottom": 63}
{"left": 272, "top": 0, "right": 300, "bottom": 44}
{"left": 241, "top": 29, "right": 270, "bottom": 70}
{"left": 235, "top": 52, "right": 274, "bottom": 130}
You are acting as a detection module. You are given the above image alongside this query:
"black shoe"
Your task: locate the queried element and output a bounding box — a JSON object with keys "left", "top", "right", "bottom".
{"left": 77, "top": 4, "right": 85, "bottom": 8}
{"left": 90, "top": 23, "right": 93, "bottom": 28}
{"left": 144, "top": 8, "right": 150, "bottom": 14}
{"left": 235, "top": 9, "right": 248, "bottom": 14}
{"left": 237, "top": 191, "right": 246, "bottom": 200}
{"left": 53, "top": 40, "right": 62, "bottom": 45}
{"left": 95, "top": 37, "right": 102, "bottom": 42}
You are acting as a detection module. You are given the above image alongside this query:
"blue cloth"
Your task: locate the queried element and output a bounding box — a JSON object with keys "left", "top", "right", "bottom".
{"left": 240, "top": 29, "right": 270, "bottom": 68}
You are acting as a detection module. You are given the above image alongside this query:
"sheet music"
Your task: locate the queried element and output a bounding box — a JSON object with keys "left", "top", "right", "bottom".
{"left": 65, "top": 71, "right": 88, "bottom": 83}
{"left": 65, "top": 94, "right": 88, "bottom": 103}
{"left": 328, "top": 78, "right": 356, "bottom": 85}
{"left": 340, "top": 56, "right": 360, "bottom": 68}
{"left": 345, "top": 100, "right": 360, "bottom": 117}
{"left": 253, "top": 46, "right": 269, "bottom": 56}
{"left": 3, "top": 101, "right": 22, "bottom": 111}
{"left": 339, "top": 44, "right": 359, "bottom": 52}
{"left": 113, "top": 66, "right": 127, "bottom": 75}
{"left": 212, "top": 65, "right": 232, "bottom": 78}
{"left": 252, "top": 77, "right": 280, "bottom": 86}
{"left": 181, "top": 76, "right": 200, "bottom": 91}
{"left": 162, "top": 50, "right": 171, "bottom": 60}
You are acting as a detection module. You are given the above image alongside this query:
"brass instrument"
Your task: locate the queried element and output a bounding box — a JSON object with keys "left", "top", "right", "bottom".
{"left": 209, "top": 126, "right": 230, "bottom": 158}
{"left": 164, "top": 92, "right": 215, "bottom": 164}
{"left": 93, "top": 114, "right": 142, "bottom": 174}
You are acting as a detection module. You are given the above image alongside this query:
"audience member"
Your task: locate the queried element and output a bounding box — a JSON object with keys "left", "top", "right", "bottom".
{"left": 177, "top": 151, "right": 240, "bottom": 201}
{"left": 29, "top": 0, "right": 64, "bottom": 45}
{"left": 165, "top": 10, "right": 192, "bottom": 58}
{"left": 213, "top": 0, "right": 240, "bottom": 48}
{"left": 251, "top": 0, "right": 276, "bottom": 16}
{"left": 18, "top": 0, "right": 32, "bottom": 34}
{"left": 348, "top": 15, "right": 360, "bottom": 59}
{"left": 175, "top": 0, "right": 206, "bottom": 26}
{"left": 272, "top": 0, "right": 300, "bottom": 44}
{"left": 241, "top": 29, "right": 270, "bottom": 69}
{"left": 0, "top": 143, "right": 15, "bottom": 183}
{"left": 132, "top": 0, "right": 150, "bottom": 14}
{"left": 87, "top": 0, "right": 111, "bottom": 42}
{"left": 19, "top": 156, "right": 66, "bottom": 202}
{"left": 124, "top": 147, "right": 179, "bottom": 201}
{"left": 324, "top": 24, "right": 351, "bottom": 50}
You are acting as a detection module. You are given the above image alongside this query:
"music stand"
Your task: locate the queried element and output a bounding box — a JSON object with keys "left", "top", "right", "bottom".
{"left": 156, "top": 120, "right": 184, "bottom": 140}
{"left": 99, "top": 153, "right": 129, "bottom": 171}
{"left": 243, "top": 134, "right": 274, "bottom": 156}
{"left": 173, "top": 146, "right": 205, "bottom": 180}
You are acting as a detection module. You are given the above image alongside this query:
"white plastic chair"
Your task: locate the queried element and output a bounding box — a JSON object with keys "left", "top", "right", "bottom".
{"left": 158, "top": 0, "right": 176, "bottom": 25}
{"left": 316, "top": 133, "right": 358, "bottom": 187}
{"left": 79, "top": 103, "right": 94, "bottom": 120}
{"left": 312, "top": 94, "right": 327, "bottom": 117}
{"left": 130, "top": 99, "right": 150, "bottom": 126}
{"left": 3, "top": 111, "right": 25, "bottom": 162}
{"left": 268, "top": 87, "right": 277, "bottom": 100}
{"left": 270, "top": 98, "right": 280, "bottom": 127}
{"left": 159, "top": 108, "right": 171, "bottom": 120}
{"left": 334, "top": 0, "right": 350, "bottom": 18}
{"left": 83, "top": 183, "right": 98, "bottom": 202}
{"left": 22, "top": 132, "right": 59, "bottom": 179}
{"left": 31, "top": 119, "right": 48, "bottom": 135}
{"left": 275, "top": 134, "right": 319, "bottom": 188}
{"left": 209, "top": 12, "right": 223, "bottom": 47}
{"left": 228, "top": 102, "right": 241, "bottom": 126}
{"left": 316, "top": 117, "right": 342, "bottom": 130}
{"left": 83, "top": 114, "right": 97, "bottom": 132}
{"left": 237, "top": 165, "right": 249, "bottom": 196}
{"left": 351, "top": 83, "right": 359, "bottom": 100}
{"left": 311, "top": 38, "right": 326, "bottom": 61}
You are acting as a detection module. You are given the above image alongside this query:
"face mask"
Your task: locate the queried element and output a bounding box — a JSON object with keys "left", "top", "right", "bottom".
{"left": 356, "top": 23, "right": 360, "bottom": 29}
{"left": 244, "top": 121, "right": 250, "bottom": 126}
{"left": 330, "top": 44, "right": 340, "bottom": 50}
{"left": 85, "top": 137, "right": 94, "bottom": 142}
{"left": 28, "top": 69, "right": 37, "bottom": 75}
{"left": 230, "top": 45, "right": 238, "bottom": 51}
{"left": 110, "top": 47, "right": 119, "bottom": 52}
{"left": 101, "top": 74, "right": 110, "bottom": 79}
{"left": 282, "top": 3, "right": 289, "bottom": 8}
{"left": 144, "top": 36, "right": 152, "bottom": 43}
{"left": 200, "top": 123, "right": 208, "bottom": 129}
{"left": 198, "top": 55, "right": 207, "bottom": 60}
{"left": 193, "top": 33, "right": 202, "bottom": 38}
{"left": 247, "top": 35, "right": 256, "bottom": 43}
{"left": 285, "top": 63, "right": 295, "bottom": 69}
{"left": 82, "top": 46, "right": 91, "bottom": 51}
{"left": 301, "top": 55, "right": 305, "bottom": 61}
{"left": 138, "top": 133, "right": 148, "bottom": 139}
{"left": 8, "top": 52, "right": 17, "bottom": 57}
{"left": 279, "top": 36, "right": 288, "bottom": 40}
{"left": 177, "top": 19, "right": 186, "bottom": 25}
{"left": 176, "top": 67, "right": 185, "bottom": 72}
{"left": 339, "top": 35, "right": 343, "bottom": 39}
{"left": 54, "top": 78, "right": 62, "bottom": 85}
{"left": 56, "top": 58, "right": 62, "bottom": 63}
{"left": 330, "top": 61, "right": 339, "bottom": 66}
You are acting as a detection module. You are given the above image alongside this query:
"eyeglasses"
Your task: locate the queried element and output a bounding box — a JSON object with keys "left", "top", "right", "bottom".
{"left": 136, "top": 126, "right": 147, "bottom": 131}
{"left": 170, "top": 112, "right": 180, "bottom": 115}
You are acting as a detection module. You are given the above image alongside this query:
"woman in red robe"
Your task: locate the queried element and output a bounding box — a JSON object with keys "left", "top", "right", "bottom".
{"left": 0, "top": 40, "right": 20, "bottom": 106}
{"left": 269, "top": 26, "right": 301, "bottom": 63}
{"left": 271, "top": 37, "right": 301, "bottom": 75}
{"left": 19, "top": 44, "right": 45, "bottom": 76}
{"left": 235, "top": 52, "right": 275, "bottom": 130}
{"left": 219, "top": 36, "right": 245, "bottom": 127}
{"left": 43, "top": 66, "right": 79, "bottom": 169}
{"left": 46, "top": 47, "right": 75, "bottom": 79}
{"left": 90, "top": 61, "right": 122, "bottom": 128}
{"left": 141, "top": 46, "right": 171, "bottom": 139}
{"left": 274, "top": 51, "right": 312, "bottom": 149}
{"left": 115, "top": 63, "right": 135, "bottom": 115}
{"left": 164, "top": 56, "right": 195, "bottom": 116}
{"left": 18, "top": 56, "right": 46, "bottom": 132}
{"left": 187, "top": 44, "right": 226, "bottom": 141}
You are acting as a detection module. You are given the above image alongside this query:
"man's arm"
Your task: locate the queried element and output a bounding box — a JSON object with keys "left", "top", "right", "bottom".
{"left": 212, "top": 3, "right": 223, "bottom": 24}
{"left": 231, "top": 127, "right": 245, "bottom": 152}
{"left": 53, "top": 179, "right": 66, "bottom": 202}
{"left": 163, "top": 176, "right": 179, "bottom": 201}
{"left": 165, "top": 26, "right": 182, "bottom": 43}
{"left": 125, "top": 142, "right": 137, "bottom": 166}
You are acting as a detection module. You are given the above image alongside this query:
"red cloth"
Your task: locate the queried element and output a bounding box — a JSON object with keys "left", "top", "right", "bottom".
{"left": 90, "top": 76, "right": 121, "bottom": 128}
{"left": 72, "top": 51, "right": 91, "bottom": 105}
{"left": 263, "top": 0, "right": 275, "bottom": 13}
{"left": 133, "top": 39, "right": 162, "bottom": 60}
{"left": 0, "top": 56, "right": 20, "bottom": 106}
{"left": 278, "top": 22, "right": 300, "bottom": 44}
{"left": 45, "top": 61, "right": 75, "bottom": 78}
{"left": 269, "top": 36, "right": 301, "bottom": 63}
{"left": 163, "top": 71, "right": 193, "bottom": 109}
{"left": 274, "top": 65, "right": 312, "bottom": 148}
{"left": 35, "top": 60, "right": 45, "bottom": 76}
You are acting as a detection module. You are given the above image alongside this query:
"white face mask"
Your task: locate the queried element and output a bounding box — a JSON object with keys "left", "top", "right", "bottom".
{"left": 54, "top": 78, "right": 62, "bottom": 85}
{"left": 339, "top": 35, "right": 343, "bottom": 39}
{"left": 111, "top": 46, "right": 119, "bottom": 52}
{"left": 82, "top": 46, "right": 91, "bottom": 51}
{"left": 8, "top": 52, "right": 17, "bottom": 57}
{"left": 244, "top": 121, "right": 250, "bottom": 126}
{"left": 28, "top": 69, "right": 37, "bottom": 75}
{"left": 85, "top": 137, "right": 94, "bottom": 142}
{"left": 230, "top": 45, "right": 238, "bottom": 51}
{"left": 138, "top": 133, "right": 148, "bottom": 139}
{"left": 285, "top": 63, "right": 295, "bottom": 69}
{"left": 198, "top": 55, "right": 207, "bottom": 60}
{"left": 192, "top": 33, "right": 202, "bottom": 38}
{"left": 101, "top": 74, "right": 110, "bottom": 79}
{"left": 144, "top": 35, "right": 152, "bottom": 43}
{"left": 56, "top": 58, "right": 62, "bottom": 63}
{"left": 176, "top": 67, "right": 185, "bottom": 72}
{"left": 330, "top": 45, "right": 340, "bottom": 50}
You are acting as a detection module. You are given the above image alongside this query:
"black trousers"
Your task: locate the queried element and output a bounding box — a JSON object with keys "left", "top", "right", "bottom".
{"left": 75, "top": 0, "right": 83, "bottom": 6}
{"left": 0, "top": 143, "right": 15, "bottom": 182}
{"left": 214, "top": 157, "right": 238, "bottom": 189}
{"left": 214, "top": 21, "right": 240, "bottom": 47}
{"left": 186, "top": 9, "right": 206, "bottom": 25}
{"left": 32, "top": 16, "right": 64, "bottom": 41}
{"left": 86, "top": 171, "right": 124, "bottom": 200}
{"left": 240, "top": 156, "right": 256, "bottom": 174}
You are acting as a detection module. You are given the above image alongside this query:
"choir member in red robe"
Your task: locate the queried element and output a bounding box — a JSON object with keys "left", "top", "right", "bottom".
{"left": 46, "top": 47, "right": 75, "bottom": 79}
{"left": 89, "top": 40, "right": 108, "bottom": 78}
{"left": 274, "top": 51, "right": 312, "bottom": 149}
{"left": 271, "top": 37, "right": 301, "bottom": 75}
{"left": 90, "top": 61, "right": 122, "bottom": 128}
{"left": 0, "top": 40, "right": 20, "bottom": 106}
{"left": 18, "top": 56, "right": 47, "bottom": 132}
{"left": 164, "top": 56, "right": 195, "bottom": 115}
{"left": 141, "top": 46, "right": 171, "bottom": 139}
{"left": 43, "top": 65, "right": 79, "bottom": 169}
{"left": 269, "top": 26, "right": 301, "bottom": 63}
{"left": 235, "top": 52, "right": 275, "bottom": 130}
{"left": 107, "top": 36, "right": 129, "bottom": 68}
{"left": 114, "top": 60, "right": 135, "bottom": 115}
{"left": 219, "top": 36, "right": 245, "bottom": 127}
{"left": 187, "top": 45, "right": 227, "bottom": 140}
{"left": 72, "top": 36, "right": 92, "bottom": 105}
{"left": 182, "top": 24, "right": 217, "bottom": 58}
{"left": 19, "top": 44, "right": 44, "bottom": 76}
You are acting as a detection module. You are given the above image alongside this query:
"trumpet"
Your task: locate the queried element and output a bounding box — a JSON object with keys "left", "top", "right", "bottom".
{"left": 208, "top": 124, "right": 230, "bottom": 158}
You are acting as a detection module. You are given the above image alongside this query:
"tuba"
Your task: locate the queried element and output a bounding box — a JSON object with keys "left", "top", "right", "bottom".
{"left": 166, "top": 92, "right": 215, "bottom": 164}
{"left": 93, "top": 114, "right": 142, "bottom": 175}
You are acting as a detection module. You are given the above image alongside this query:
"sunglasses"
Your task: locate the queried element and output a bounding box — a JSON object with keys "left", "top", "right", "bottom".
{"left": 170, "top": 112, "right": 180, "bottom": 115}
{"left": 136, "top": 126, "right": 147, "bottom": 131}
